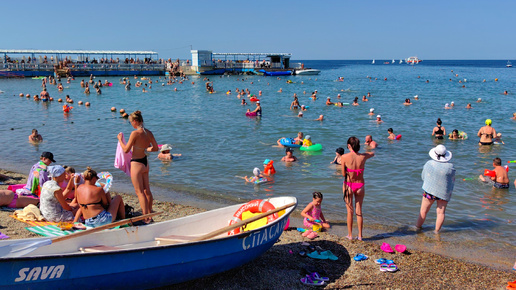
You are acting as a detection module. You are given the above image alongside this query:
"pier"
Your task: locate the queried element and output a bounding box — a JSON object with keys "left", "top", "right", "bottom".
{"left": 0, "top": 49, "right": 165, "bottom": 77}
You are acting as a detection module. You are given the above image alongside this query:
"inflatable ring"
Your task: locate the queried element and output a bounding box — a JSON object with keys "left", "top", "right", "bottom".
{"left": 228, "top": 199, "right": 277, "bottom": 235}
{"left": 95, "top": 171, "right": 113, "bottom": 193}
{"left": 300, "top": 143, "right": 323, "bottom": 151}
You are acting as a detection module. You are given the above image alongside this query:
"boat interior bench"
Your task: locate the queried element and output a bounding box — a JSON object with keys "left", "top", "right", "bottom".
{"left": 80, "top": 245, "right": 124, "bottom": 253}
{"left": 155, "top": 234, "right": 201, "bottom": 245}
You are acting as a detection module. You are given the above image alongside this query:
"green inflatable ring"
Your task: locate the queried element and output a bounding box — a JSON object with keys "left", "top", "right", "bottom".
{"left": 300, "top": 143, "right": 322, "bottom": 151}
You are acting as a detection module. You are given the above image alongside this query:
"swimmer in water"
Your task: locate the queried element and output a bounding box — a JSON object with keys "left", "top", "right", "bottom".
{"left": 368, "top": 108, "right": 375, "bottom": 116}
{"left": 387, "top": 128, "right": 396, "bottom": 140}
{"left": 512, "top": 112, "right": 516, "bottom": 120}
{"left": 466, "top": 103, "right": 472, "bottom": 109}
{"left": 448, "top": 129, "right": 463, "bottom": 140}
{"left": 281, "top": 148, "right": 298, "bottom": 162}
{"left": 326, "top": 97, "right": 334, "bottom": 106}
{"left": 477, "top": 119, "right": 497, "bottom": 145}
{"left": 158, "top": 144, "right": 181, "bottom": 161}
{"left": 364, "top": 135, "right": 377, "bottom": 148}
{"left": 432, "top": 118, "right": 446, "bottom": 139}
{"left": 331, "top": 147, "right": 345, "bottom": 165}
{"left": 404, "top": 98, "right": 412, "bottom": 105}
{"left": 376, "top": 115, "right": 383, "bottom": 123}
{"left": 277, "top": 132, "right": 303, "bottom": 147}
{"left": 476, "top": 98, "right": 482, "bottom": 103}
{"left": 478, "top": 158, "right": 509, "bottom": 188}
{"left": 245, "top": 168, "right": 265, "bottom": 183}
{"left": 28, "top": 129, "right": 43, "bottom": 143}
{"left": 352, "top": 97, "right": 359, "bottom": 106}
{"left": 445, "top": 103, "right": 451, "bottom": 109}
{"left": 315, "top": 115, "right": 324, "bottom": 121}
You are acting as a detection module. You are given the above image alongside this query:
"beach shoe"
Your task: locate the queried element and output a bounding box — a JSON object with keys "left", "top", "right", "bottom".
{"left": 381, "top": 242, "right": 394, "bottom": 253}
{"left": 321, "top": 250, "right": 339, "bottom": 261}
{"left": 310, "top": 272, "right": 329, "bottom": 282}
{"left": 307, "top": 231, "right": 318, "bottom": 240}
{"left": 300, "top": 274, "right": 326, "bottom": 286}
{"left": 302, "top": 229, "right": 313, "bottom": 237}
{"left": 307, "top": 251, "right": 328, "bottom": 260}
{"left": 375, "top": 258, "right": 387, "bottom": 264}
{"left": 353, "top": 253, "right": 368, "bottom": 261}
{"left": 299, "top": 251, "right": 307, "bottom": 257}
{"left": 304, "top": 243, "right": 316, "bottom": 252}
{"left": 394, "top": 244, "right": 407, "bottom": 253}
{"left": 380, "top": 263, "right": 398, "bottom": 272}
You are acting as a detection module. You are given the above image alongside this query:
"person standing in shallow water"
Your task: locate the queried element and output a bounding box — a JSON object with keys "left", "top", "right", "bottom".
{"left": 416, "top": 145, "right": 455, "bottom": 233}
{"left": 341, "top": 137, "right": 374, "bottom": 240}
{"left": 117, "top": 110, "right": 159, "bottom": 223}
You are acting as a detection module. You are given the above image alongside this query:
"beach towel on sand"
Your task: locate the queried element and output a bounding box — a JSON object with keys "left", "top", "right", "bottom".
{"left": 115, "top": 132, "right": 132, "bottom": 176}
{"left": 25, "top": 224, "right": 82, "bottom": 237}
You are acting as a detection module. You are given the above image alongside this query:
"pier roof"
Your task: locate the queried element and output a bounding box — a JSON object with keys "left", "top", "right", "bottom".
{"left": 0, "top": 49, "right": 158, "bottom": 55}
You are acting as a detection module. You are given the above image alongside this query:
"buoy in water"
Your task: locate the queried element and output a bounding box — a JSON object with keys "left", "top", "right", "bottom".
{"left": 111, "top": 107, "right": 116, "bottom": 112}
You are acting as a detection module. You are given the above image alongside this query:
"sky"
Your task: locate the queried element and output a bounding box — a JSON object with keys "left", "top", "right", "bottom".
{"left": 2, "top": 0, "right": 515, "bottom": 60}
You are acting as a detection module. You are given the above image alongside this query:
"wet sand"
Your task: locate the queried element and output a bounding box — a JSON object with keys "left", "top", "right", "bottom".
{"left": 0, "top": 169, "right": 514, "bottom": 289}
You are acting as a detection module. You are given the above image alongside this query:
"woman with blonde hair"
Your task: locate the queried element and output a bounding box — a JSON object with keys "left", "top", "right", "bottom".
{"left": 117, "top": 111, "right": 158, "bottom": 223}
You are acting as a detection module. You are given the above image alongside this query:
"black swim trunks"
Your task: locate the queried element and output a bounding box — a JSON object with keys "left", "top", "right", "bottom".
{"left": 131, "top": 156, "right": 148, "bottom": 167}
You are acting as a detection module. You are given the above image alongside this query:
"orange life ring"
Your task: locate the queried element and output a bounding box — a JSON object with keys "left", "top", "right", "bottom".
{"left": 228, "top": 199, "right": 277, "bottom": 235}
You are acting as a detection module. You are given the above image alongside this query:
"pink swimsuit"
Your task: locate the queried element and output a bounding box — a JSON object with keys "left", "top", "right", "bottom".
{"left": 303, "top": 202, "right": 322, "bottom": 227}
{"left": 344, "top": 168, "right": 365, "bottom": 192}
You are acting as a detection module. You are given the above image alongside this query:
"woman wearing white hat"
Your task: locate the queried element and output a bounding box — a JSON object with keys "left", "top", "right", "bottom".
{"left": 250, "top": 101, "right": 262, "bottom": 116}
{"left": 39, "top": 165, "right": 76, "bottom": 222}
{"left": 416, "top": 145, "right": 456, "bottom": 233}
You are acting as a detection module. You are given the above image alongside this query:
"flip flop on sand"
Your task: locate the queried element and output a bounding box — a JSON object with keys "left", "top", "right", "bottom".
{"left": 353, "top": 253, "right": 368, "bottom": 261}
{"left": 302, "top": 229, "right": 313, "bottom": 237}
{"left": 300, "top": 274, "right": 325, "bottom": 286}
{"left": 381, "top": 242, "right": 394, "bottom": 253}
{"left": 394, "top": 244, "right": 407, "bottom": 253}
{"left": 380, "top": 263, "right": 398, "bottom": 272}
{"left": 375, "top": 258, "right": 387, "bottom": 264}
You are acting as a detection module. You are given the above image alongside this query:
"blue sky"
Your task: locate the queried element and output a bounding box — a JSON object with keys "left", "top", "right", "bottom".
{"left": 2, "top": 0, "right": 514, "bottom": 60}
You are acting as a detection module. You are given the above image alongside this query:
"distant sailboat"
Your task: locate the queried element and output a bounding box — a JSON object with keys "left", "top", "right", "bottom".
{"left": 399, "top": 59, "right": 403, "bottom": 64}
{"left": 507, "top": 61, "right": 512, "bottom": 68}
{"left": 372, "top": 59, "right": 375, "bottom": 64}
{"left": 392, "top": 59, "right": 395, "bottom": 64}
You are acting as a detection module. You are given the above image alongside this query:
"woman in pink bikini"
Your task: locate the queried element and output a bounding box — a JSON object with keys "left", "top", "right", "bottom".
{"left": 341, "top": 136, "right": 374, "bottom": 240}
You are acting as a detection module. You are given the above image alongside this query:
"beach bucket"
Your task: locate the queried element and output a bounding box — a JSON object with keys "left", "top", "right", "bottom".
{"left": 312, "top": 224, "right": 322, "bottom": 232}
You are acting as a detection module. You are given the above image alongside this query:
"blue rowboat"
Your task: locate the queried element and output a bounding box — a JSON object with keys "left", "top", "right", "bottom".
{"left": 279, "top": 137, "right": 301, "bottom": 148}
{"left": 0, "top": 197, "right": 297, "bottom": 289}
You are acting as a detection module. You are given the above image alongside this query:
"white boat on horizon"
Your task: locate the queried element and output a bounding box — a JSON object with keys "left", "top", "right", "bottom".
{"left": 372, "top": 59, "right": 375, "bottom": 64}
{"left": 392, "top": 59, "right": 395, "bottom": 64}
{"left": 406, "top": 56, "right": 422, "bottom": 64}
{"left": 399, "top": 59, "right": 403, "bottom": 64}
{"left": 507, "top": 61, "right": 512, "bottom": 68}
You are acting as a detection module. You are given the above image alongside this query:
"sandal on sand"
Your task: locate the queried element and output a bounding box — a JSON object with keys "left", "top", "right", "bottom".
{"left": 311, "top": 272, "right": 329, "bottom": 282}
{"left": 302, "top": 230, "right": 313, "bottom": 237}
{"left": 307, "top": 231, "right": 318, "bottom": 240}
{"left": 375, "top": 258, "right": 387, "bottom": 264}
{"left": 381, "top": 242, "right": 394, "bottom": 253}
{"left": 300, "top": 275, "right": 325, "bottom": 286}
{"left": 394, "top": 244, "right": 407, "bottom": 253}
{"left": 353, "top": 253, "right": 368, "bottom": 261}
{"left": 380, "top": 263, "right": 398, "bottom": 272}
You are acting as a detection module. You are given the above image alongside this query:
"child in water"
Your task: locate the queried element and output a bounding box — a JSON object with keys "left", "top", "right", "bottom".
{"left": 300, "top": 192, "right": 330, "bottom": 239}
{"left": 245, "top": 168, "right": 266, "bottom": 183}
{"left": 302, "top": 135, "right": 313, "bottom": 147}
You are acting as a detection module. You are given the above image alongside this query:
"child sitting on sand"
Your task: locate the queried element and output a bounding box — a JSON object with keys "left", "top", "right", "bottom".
{"left": 300, "top": 192, "right": 330, "bottom": 239}
{"left": 158, "top": 144, "right": 181, "bottom": 161}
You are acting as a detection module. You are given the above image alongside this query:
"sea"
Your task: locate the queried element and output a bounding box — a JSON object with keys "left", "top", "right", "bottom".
{"left": 0, "top": 59, "right": 515, "bottom": 269}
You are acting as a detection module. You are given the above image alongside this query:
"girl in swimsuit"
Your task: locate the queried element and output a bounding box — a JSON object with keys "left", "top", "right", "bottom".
{"left": 117, "top": 110, "right": 159, "bottom": 223}
{"left": 301, "top": 192, "right": 330, "bottom": 230}
{"left": 432, "top": 118, "right": 446, "bottom": 139}
{"left": 341, "top": 137, "right": 374, "bottom": 240}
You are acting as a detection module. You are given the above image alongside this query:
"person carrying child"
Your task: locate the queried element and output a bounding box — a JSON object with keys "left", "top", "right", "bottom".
{"left": 300, "top": 192, "right": 330, "bottom": 239}
{"left": 479, "top": 157, "right": 510, "bottom": 189}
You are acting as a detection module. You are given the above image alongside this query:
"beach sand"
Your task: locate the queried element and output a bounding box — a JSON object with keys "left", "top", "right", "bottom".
{"left": 0, "top": 169, "right": 513, "bottom": 289}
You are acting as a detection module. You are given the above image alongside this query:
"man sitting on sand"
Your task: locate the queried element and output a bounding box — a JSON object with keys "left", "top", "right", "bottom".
{"left": 479, "top": 158, "right": 510, "bottom": 189}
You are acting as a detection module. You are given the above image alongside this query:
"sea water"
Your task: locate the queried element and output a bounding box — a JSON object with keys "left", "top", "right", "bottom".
{"left": 0, "top": 60, "right": 515, "bottom": 268}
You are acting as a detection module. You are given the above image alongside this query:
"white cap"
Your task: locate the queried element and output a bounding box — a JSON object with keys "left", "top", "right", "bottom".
{"left": 451, "top": 101, "right": 454, "bottom": 104}
{"left": 370, "top": 108, "right": 374, "bottom": 112}
{"left": 256, "top": 101, "right": 260, "bottom": 104}
{"left": 376, "top": 115, "right": 381, "bottom": 118}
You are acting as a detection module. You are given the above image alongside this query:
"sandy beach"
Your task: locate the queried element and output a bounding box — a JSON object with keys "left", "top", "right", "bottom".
{"left": 0, "top": 168, "right": 514, "bottom": 289}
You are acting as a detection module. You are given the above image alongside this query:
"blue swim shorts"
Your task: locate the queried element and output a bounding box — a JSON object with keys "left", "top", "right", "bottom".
{"left": 85, "top": 210, "right": 113, "bottom": 228}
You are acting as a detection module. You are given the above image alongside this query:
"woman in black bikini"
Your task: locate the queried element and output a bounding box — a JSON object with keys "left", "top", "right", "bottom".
{"left": 432, "top": 118, "right": 446, "bottom": 139}
{"left": 477, "top": 119, "right": 497, "bottom": 145}
{"left": 117, "top": 111, "right": 159, "bottom": 223}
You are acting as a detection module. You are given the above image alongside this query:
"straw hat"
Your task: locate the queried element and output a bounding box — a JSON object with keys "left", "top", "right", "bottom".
{"left": 160, "top": 144, "right": 172, "bottom": 152}
{"left": 429, "top": 145, "right": 452, "bottom": 162}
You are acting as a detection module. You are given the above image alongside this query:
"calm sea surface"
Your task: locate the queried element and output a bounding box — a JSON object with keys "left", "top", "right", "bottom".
{"left": 1, "top": 60, "right": 515, "bottom": 268}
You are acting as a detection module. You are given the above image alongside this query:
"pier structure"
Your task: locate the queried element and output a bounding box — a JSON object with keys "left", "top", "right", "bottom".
{"left": 183, "top": 50, "right": 302, "bottom": 75}
{"left": 0, "top": 49, "right": 164, "bottom": 77}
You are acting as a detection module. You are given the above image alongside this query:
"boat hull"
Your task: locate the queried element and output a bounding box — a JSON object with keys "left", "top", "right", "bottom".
{"left": 0, "top": 197, "right": 296, "bottom": 289}
{"left": 295, "top": 69, "right": 321, "bottom": 75}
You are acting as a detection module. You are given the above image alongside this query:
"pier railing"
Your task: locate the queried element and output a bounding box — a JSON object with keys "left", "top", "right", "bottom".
{"left": 2, "top": 63, "right": 165, "bottom": 72}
